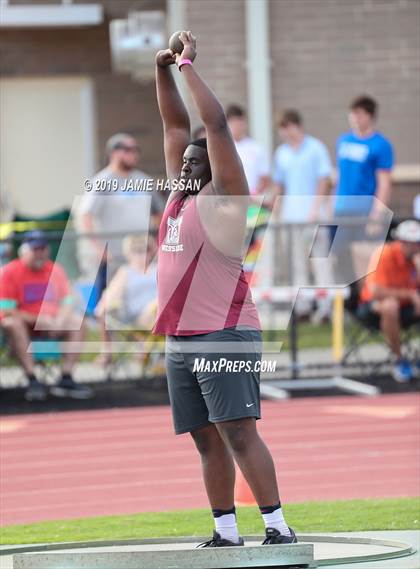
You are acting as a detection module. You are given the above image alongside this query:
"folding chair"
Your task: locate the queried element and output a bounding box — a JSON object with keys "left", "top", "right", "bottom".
{"left": 342, "top": 282, "right": 419, "bottom": 374}
{"left": 100, "top": 313, "right": 165, "bottom": 384}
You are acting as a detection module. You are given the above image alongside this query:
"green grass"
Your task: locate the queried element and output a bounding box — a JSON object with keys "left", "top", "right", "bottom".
{"left": 263, "top": 322, "right": 332, "bottom": 350}
{"left": 7, "top": 321, "right": 416, "bottom": 367}
{"left": 1, "top": 498, "right": 418, "bottom": 545}
{"left": 0, "top": 324, "right": 334, "bottom": 368}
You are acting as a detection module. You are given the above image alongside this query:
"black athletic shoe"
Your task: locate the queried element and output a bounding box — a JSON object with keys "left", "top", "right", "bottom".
{"left": 197, "top": 531, "right": 244, "bottom": 548}
{"left": 262, "top": 527, "right": 297, "bottom": 545}
{"left": 24, "top": 379, "right": 47, "bottom": 402}
{"left": 50, "top": 377, "right": 93, "bottom": 400}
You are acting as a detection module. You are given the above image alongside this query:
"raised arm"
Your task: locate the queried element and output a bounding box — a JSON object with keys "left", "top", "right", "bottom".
{"left": 155, "top": 49, "right": 191, "bottom": 180}
{"left": 176, "top": 32, "right": 248, "bottom": 196}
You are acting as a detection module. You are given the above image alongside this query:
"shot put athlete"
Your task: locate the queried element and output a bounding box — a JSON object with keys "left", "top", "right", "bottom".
{"left": 154, "top": 31, "right": 296, "bottom": 547}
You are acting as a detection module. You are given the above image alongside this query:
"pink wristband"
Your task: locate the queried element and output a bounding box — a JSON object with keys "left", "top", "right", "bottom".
{"left": 178, "top": 58, "right": 193, "bottom": 71}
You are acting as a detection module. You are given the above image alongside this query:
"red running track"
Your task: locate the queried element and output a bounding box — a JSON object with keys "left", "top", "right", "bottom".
{"left": 1, "top": 393, "right": 419, "bottom": 526}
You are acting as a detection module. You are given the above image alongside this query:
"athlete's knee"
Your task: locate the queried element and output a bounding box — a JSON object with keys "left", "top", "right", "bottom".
{"left": 1, "top": 314, "right": 27, "bottom": 333}
{"left": 218, "top": 418, "right": 256, "bottom": 455}
{"left": 190, "top": 424, "right": 221, "bottom": 455}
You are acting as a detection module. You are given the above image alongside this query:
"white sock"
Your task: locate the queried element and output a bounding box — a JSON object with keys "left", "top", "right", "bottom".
{"left": 262, "top": 507, "right": 291, "bottom": 536}
{"left": 214, "top": 513, "right": 240, "bottom": 543}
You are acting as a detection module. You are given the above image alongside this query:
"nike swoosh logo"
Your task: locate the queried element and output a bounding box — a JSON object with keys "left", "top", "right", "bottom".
{"left": 246, "top": 403, "right": 255, "bottom": 408}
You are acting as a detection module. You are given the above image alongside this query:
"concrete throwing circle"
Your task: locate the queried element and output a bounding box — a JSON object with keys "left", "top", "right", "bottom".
{"left": 3, "top": 534, "right": 417, "bottom": 568}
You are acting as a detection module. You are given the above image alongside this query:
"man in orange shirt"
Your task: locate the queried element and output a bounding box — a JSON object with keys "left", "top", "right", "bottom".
{"left": 359, "top": 220, "right": 420, "bottom": 382}
{"left": 0, "top": 231, "right": 92, "bottom": 401}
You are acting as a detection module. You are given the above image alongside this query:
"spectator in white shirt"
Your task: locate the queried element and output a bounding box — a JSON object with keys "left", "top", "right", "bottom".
{"left": 272, "top": 109, "right": 334, "bottom": 320}
{"left": 226, "top": 104, "right": 271, "bottom": 197}
{"left": 77, "top": 133, "right": 162, "bottom": 282}
{"left": 76, "top": 133, "right": 163, "bottom": 365}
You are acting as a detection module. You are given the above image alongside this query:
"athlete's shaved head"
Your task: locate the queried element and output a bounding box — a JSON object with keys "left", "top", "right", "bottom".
{"left": 190, "top": 137, "right": 208, "bottom": 151}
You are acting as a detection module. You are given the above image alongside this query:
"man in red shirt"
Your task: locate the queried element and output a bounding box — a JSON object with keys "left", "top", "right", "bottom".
{"left": 359, "top": 220, "right": 420, "bottom": 382}
{"left": 0, "top": 231, "right": 92, "bottom": 401}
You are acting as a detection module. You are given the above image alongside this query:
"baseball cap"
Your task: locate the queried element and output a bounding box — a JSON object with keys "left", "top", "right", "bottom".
{"left": 392, "top": 220, "right": 420, "bottom": 243}
{"left": 22, "top": 230, "right": 48, "bottom": 248}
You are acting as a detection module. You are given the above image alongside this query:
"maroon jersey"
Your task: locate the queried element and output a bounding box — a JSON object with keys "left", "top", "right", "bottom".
{"left": 154, "top": 192, "right": 260, "bottom": 336}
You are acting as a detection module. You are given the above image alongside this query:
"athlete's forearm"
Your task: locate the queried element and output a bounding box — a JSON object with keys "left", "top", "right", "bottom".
{"left": 156, "top": 65, "right": 190, "bottom": 131}
{"left": 181, "top": 65, "right": 226, "bottom": 131}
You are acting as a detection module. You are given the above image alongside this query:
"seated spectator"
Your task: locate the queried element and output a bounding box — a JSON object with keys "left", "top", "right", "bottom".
{"left": 95, "top": 234, "right": 157, "bottom": 330}
{"left": 0, "top": 230, "right": 92, "bottom": 401}
{"left": 358, "top": 220, "right": 420, "bottom": 382}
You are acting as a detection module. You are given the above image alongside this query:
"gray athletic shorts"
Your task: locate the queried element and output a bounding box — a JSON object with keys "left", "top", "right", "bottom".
{"left": 165, "top": 327, "right": 262, "bottom": 435}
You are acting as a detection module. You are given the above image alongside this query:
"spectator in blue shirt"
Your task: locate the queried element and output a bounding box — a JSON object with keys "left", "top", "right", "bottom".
{"left": 335, "top": 95, "right": 394, "bottom": 219}
{"left": 333, "top": 96, "right": 394, "bottom": 285}
{"left": 272, "top": 109, "right": 334, "bottom": 320}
